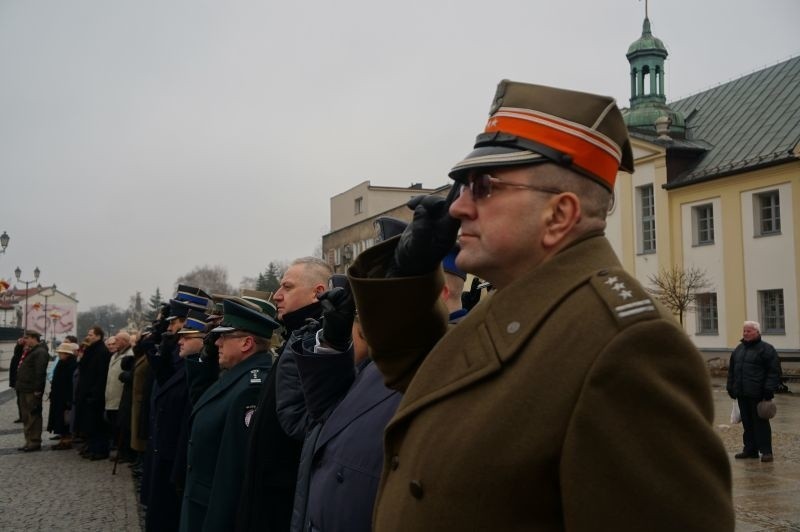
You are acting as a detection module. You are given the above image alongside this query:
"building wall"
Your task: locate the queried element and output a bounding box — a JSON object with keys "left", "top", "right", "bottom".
{"left": 610, "top": 137, "right": 799, "bottom": 355}
{"left": 324, "top": 186, "right": 450, "bottom": 273}
{"left": 330, "top": 181, "right": 440, "bottom": 232}
{"left": 23, "top": 291, "right": 78, "bottom": 345}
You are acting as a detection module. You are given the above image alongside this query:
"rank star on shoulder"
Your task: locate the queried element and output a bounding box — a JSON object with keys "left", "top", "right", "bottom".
{"left": 612, "top": 282, "right": 626, "bottom": 291}
{"left": 604, "top": 276, "right": 619, "bottom": 285}
{"left": 619, "top": 290, "right": 633, "bottom": 300}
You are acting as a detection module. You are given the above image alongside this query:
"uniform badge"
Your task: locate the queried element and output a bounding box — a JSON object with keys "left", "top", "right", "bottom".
{"left": 244, "top": 405, "right": 257, "bottom": 427}
{"left": 250, "top": 369, "right": 262, "bottom": 384}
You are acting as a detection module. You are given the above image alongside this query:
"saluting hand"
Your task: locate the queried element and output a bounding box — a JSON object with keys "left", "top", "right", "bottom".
{"left": 388, "top": 187, "right": 461, "bottom": 278}
{"left": 318, "top": 287, "right": 355, "bottom": 352}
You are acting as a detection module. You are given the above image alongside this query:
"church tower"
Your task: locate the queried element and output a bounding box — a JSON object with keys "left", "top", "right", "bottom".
{"left": 623, "top": 12, "right": 685, "bottom": 138}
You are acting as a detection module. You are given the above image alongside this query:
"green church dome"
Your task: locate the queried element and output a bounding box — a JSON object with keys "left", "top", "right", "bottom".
{"left": 627, "top": 18, "right": 667, "bottom": 57}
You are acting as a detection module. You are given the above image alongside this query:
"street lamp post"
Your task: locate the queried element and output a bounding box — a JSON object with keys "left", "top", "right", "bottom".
{"left": 49, "top": 310, "right": 62, "bottom": 351}
{"left": 15, "top": 266, "right": 40, "bottom": 331}
{"left": 0, "top": 231, "right": 9, "bottom": 254}
{"left": 41, "top": 285, "right": 57, "bottom": 344}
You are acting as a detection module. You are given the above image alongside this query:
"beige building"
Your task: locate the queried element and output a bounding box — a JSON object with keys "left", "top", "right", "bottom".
{"left": 324, "top": 181, "right": 449, "bottom": 273}
{"left": 609, "top": 18, "right": 799, "bottom": 357}
{"left": 322, "top": 16, "right": 800, "bottom": 361}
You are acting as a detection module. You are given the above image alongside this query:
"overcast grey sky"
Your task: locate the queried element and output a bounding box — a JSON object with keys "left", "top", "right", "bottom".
{"left": 1, "top": 0, "right": 797, "bottom": 311}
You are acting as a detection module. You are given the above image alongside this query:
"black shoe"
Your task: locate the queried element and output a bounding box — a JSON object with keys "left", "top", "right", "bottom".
{"left": 49, "top": 435, "right": 62, "bottom": 440}
{"left": 17, "top": 446, "right": 28, "bottom": 451}
{"left": 13, "top": 419, "right": 22, "bottom": 423}
{"left": 89, "top": 453, "right": 110, "bottom": 461}
{"left": 22, "top": 446, "right": 42, "bottom": 452}
{"left": 735, "top": 452, "right": 759, "bottom": 459}
{"left": 761, "top": 454, "right": 774, "bottom": 463}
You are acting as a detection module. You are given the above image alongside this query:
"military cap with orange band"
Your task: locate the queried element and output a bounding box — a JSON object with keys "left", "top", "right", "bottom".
{"left": 449, "top": 80, "right": 634, "bottom": 190}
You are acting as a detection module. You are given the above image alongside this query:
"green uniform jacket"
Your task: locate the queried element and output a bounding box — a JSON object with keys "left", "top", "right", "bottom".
{"left": 180, "top": 351, "right": 271, "bottom": 532}
{"left": 349, "top": 234, "right": 734, "bottom": 532}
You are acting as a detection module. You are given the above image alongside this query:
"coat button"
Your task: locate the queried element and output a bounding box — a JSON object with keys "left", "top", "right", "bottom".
{"left": 391, "top": 455, "right": 400, "bottom": 470}
{"left": 187, "top": 464, "right": 192, "bottom": 471}
{"left": 336, "top": 470, "right": 344, "bottom": 483}
{"left": 409, "top": 480, "right": 424, "bottom": 499}
{"left": 506, "top": 321, "right": 520, "bottom": 334}
{"left": 597, "top": 269, "right": 609, "bottom": 276}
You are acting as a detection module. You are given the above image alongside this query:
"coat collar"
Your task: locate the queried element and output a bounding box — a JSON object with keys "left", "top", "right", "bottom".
{"left": 315, "top": 362, "right": 398, "bottom": 450}
{"left": 393, "top": 235, "right": 619, "bottom": 424}
{"left": 191, "top": 351, "right": 271, "bottom": 416}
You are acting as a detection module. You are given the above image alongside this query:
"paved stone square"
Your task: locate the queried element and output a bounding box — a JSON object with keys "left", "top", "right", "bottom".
{"left": 0, "top": 374, "right": 798, "bottom": 530}
{"left": 0, "top": 386, "right": 142, "bottom": 531}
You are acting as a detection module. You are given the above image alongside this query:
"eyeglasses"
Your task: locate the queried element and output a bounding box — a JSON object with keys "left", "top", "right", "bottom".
{"left": 460, "top": 173, "right": 562, "bottom": 201}
{"left": 219, "top": 332, "right": 250, "bottom": 341}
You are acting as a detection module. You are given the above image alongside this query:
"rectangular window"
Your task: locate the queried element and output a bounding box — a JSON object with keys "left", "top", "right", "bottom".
{"left": 695, "top": 292, "right": 718, "bottom": 335}
{"left": 354, "top": 197, "right": 363, "bottom": 214}
{"left": 692, "top": 204, "right": 714, "bottom": 245}
{"left": 755, "top": 191, "right": 781, "bottom": 236}
{"left": 759, "top": 289, "right": 785, "bottom": 334}
{"left": 638, "top": 185, "right": 656, "bottom": 253}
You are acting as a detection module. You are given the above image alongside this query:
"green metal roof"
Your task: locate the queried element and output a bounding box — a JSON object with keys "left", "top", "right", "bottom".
{"left": 658, "top": 56, "right": 800, "bottom": 188}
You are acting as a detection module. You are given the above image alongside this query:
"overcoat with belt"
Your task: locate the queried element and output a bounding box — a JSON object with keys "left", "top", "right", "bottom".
{"left": 180, "top": 351, "right": 271, "bottom": 532}
{"left": 349, "top": 234, "right": 734, "bottom": 532}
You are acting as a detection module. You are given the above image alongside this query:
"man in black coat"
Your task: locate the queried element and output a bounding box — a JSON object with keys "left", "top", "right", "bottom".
{"left": 727, "top": 320, "right": 781, "bottom": 462}
{"left": 9, "top": 338, "right": 25, "bottom": 423}
{"left": 145, "top": 310, "right": 208, "bottom": 532}
{"left": 75, "top": 325, "right": 112, "bottom": 459}
{"left": 236, "top": 257, "right": 331, "bottom": 532}
{"left": 15, "top": 330, "right": 50, "bottom": 452}
{"left": 48, "top": 342, "right": 79, "bottom": 450}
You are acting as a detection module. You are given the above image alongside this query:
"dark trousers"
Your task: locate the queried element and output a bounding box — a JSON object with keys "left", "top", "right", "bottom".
{"left": 16, "top": 390, "right": 23, "bottom": 420}
{"left": 19, "top": 392, "right": 43, "bottom": 448}
{"left": 738, "top": 397, "right": 772, "bottom": 455}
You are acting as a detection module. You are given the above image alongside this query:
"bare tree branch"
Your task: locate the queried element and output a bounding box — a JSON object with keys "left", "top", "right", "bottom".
{"left": 647, "top": 265, "right": 713, "bottom": 325}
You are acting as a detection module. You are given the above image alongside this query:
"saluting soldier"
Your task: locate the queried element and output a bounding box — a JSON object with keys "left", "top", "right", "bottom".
{"left": 144, "top": 309, "right": 209, "bottom": 532}
{"left": 180, "top": 299, "right": 278, "bottom": 532}
{"left": 348, "top": 81, "right": 734, "bottom": 531}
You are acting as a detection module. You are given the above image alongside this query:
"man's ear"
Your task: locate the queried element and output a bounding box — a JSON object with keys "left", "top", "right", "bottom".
{"left": 313, "top": 283, "right": 326, "bottom": 296}
{"left": 542, "top": 193, "right": 581, "bottom": 249}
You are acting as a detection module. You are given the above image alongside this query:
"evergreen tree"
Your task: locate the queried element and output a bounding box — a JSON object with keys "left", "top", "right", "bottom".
{"left": 148, "top": 287, "right": 163, "bottom": 319}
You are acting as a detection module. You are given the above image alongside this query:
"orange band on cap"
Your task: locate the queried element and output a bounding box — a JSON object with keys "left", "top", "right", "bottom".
{"left": 485, "top": 109, "right": 622, "bottom": 187}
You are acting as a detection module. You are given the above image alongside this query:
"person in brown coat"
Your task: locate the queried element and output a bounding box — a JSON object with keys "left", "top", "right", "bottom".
{"left": 348, "top": 81, "right": 734, "bottom": 531}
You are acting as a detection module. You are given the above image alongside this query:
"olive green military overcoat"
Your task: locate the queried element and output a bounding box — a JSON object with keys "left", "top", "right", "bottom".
{"left": 180, "top": 351, "right": 271, "bottom": 532}
{"left": 349, "top": 234, "right": 734, "bottom": 532}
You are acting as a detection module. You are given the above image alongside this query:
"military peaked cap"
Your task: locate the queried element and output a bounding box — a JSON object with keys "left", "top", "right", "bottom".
{"left": 449, "top": 80, "right": 634, "bottom": 190}
{"left": 175, "top": 284, "right": 212, "bottom": 309}
{"left": 211, "top": 299, "right": 280, "bottom": 339}
{"left": 178, "top": 309, "right": 211, "bottom": 335}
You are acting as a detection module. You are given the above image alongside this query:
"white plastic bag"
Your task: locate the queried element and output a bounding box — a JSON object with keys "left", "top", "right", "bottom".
{"left": 730, "top": 401, "right": 741, "bottom": 424}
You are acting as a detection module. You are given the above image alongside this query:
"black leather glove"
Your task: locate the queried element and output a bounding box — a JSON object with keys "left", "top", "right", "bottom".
{"left": 201, "top": 331, "right": 220, "bottom": 362}
{"left": 318, "top": 287, "right": 355, "bottom": 352}
{"left": 387, "top": 187, "right": 461, "bottom": 278}
{"left": 461, "top": 277, "right": 483, "bottom": 312}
